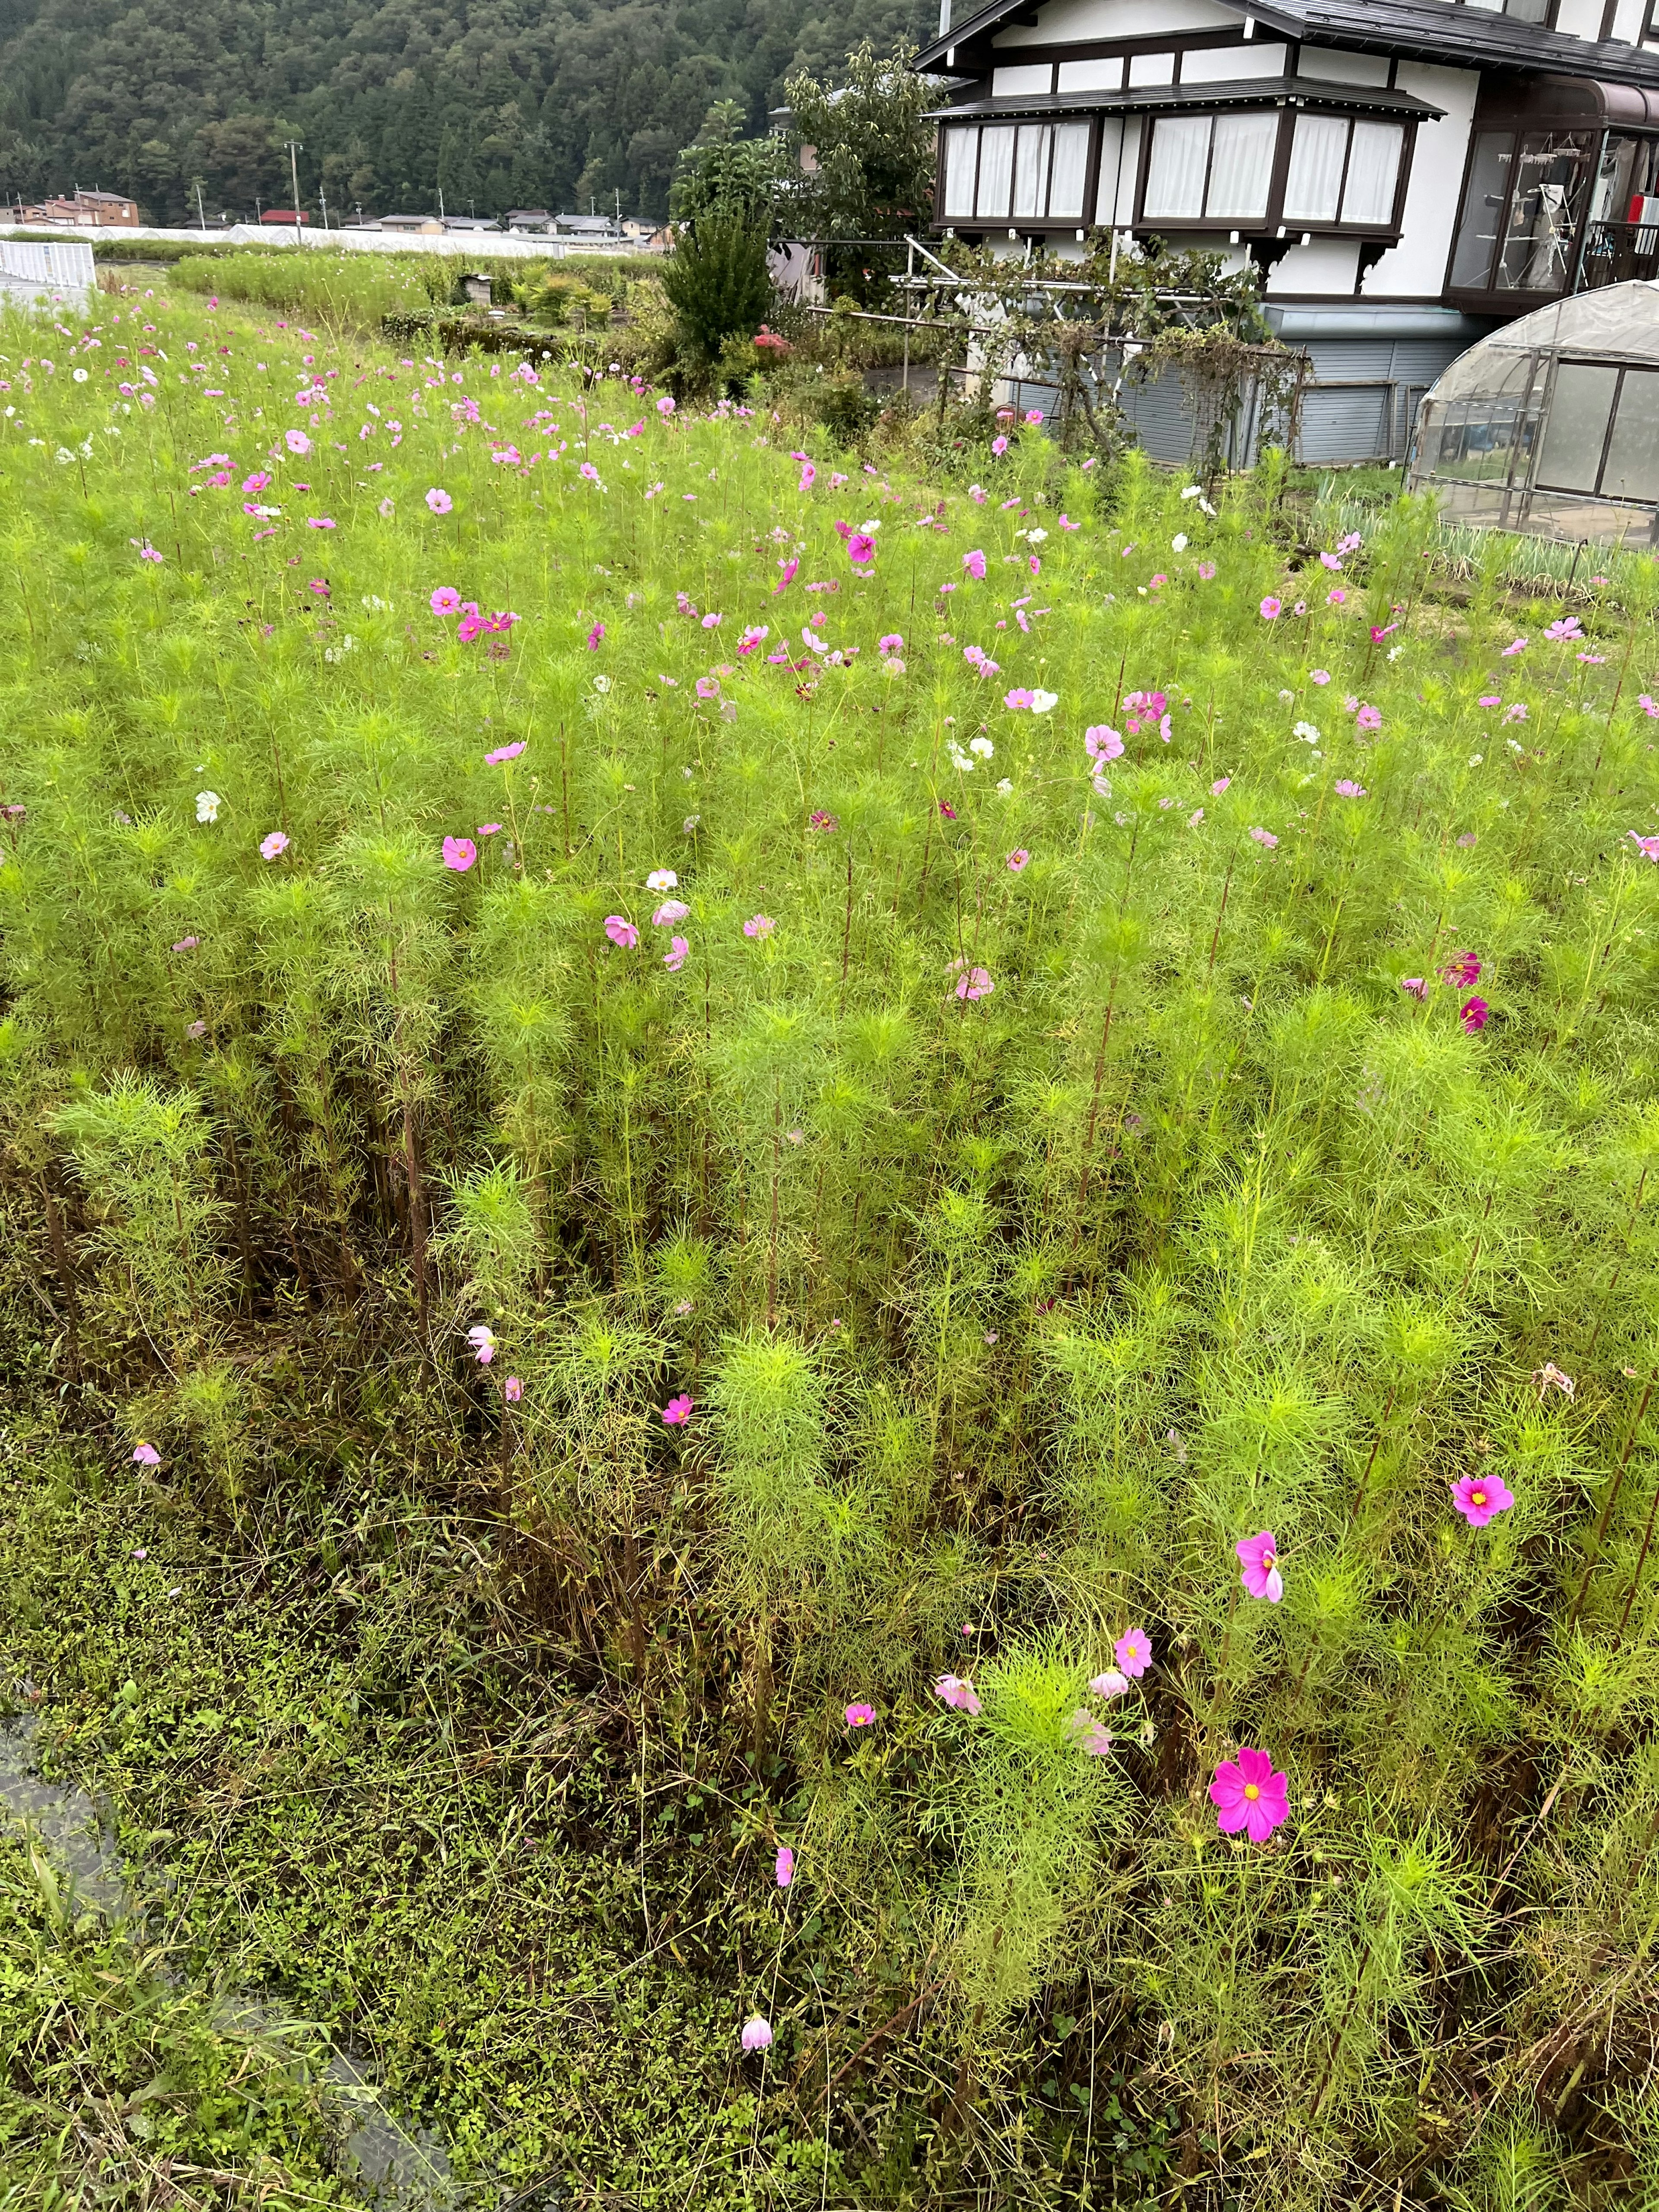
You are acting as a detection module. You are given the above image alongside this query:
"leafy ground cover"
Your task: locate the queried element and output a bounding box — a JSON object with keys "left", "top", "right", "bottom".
{"left": 1, "top": 284, "right": 1659, "bottom": 2212}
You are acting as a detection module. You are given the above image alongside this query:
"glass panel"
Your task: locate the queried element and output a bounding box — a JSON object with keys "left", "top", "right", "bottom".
{"left": 1535, "top": 361, "right": 1619, "bottom": 492}
{"left": 1144, "top": 116, "right": 1210, "bottom": 219}
{"left": 1602, "top": 369, "right": 1659, "bottom": 502}
{"left": 1580, "top": 137, "right": 1659, "bottom": 294}
{"left": 1449, "top": 133, "right": 1515, "bottom": 290}
{"left": 944, "top": 127, "right": 979, "bottom": 221}
{"left": 1049, "top": 123, "right": 1090, "bottom": 219}
{"left": 1284, "top": 115, "right": 1347, "bottom": 223}
{"left": 1095, "top": 117, "right": 1128, "bottom": 225}
{"left": 1205, "top": 111, "right": 1276, "bottom": 221}
{"left": 977, "top": 127, "right": 1016, "bottom": 219}
{"left": 1497, "top": 133, "right": 1592, "bottom": 292}
{"left": 1503, "top": 0, "right": 1549, "bottom": 20}
{"left": 1341, "top": 122, "right": 1402, "bottom": 226}
{"left": 1462, "top": 0, "right": 1501, "bottom": 10}
{"left": 1420, "top": 351, "right": 1539, "bottom": 484}
{"left": 1013, "top": 125, "right": 1052, "bottom": 218}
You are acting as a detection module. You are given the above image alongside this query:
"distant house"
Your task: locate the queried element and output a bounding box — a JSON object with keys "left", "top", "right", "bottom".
{"left": 260, "top": 208, "right": 312, "bottom": 227}
{"left": 505, "top": 208, "right": 553, "bottom": 231}
{"left": 442, "top": 215, "right": 500, "bottom": 232}
{"left": 376, "top": 213, "right": 444, "bottom": 234}
{"left": 554, "top": 212, "right": 625, "bottom": 241}
{"left": 19, "top": 189, "right": 139, "bottom": 227}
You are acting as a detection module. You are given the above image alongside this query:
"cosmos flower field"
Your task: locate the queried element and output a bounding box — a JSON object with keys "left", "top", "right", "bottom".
{"left": 2, "top": 284, "right": 1659, "bottom": 2210}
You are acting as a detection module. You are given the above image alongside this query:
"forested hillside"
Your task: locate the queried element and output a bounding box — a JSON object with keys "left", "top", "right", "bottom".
{"left": 0, "top": 0, "right": 930, "bottom": 225}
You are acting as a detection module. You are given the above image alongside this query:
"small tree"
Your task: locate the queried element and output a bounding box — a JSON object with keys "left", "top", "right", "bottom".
{"left": 784, "top": 40, "right": 937, "bottom": 300}
{"left": 659, "top": 213, "right": 773, "bottom": 371}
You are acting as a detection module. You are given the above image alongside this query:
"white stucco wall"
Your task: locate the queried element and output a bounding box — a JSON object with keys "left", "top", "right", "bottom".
{"left": 993, "top": 0, "right": 1236, "bottom": 44}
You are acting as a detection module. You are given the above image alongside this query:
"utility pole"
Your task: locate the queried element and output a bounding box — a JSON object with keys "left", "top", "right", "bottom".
{"left": 319, "top": 185, "right": 329, "bottom": 231}
{"left": 255, "top": 194, "right": 263, "bottom": 221}
{"left": 285, "top": 140, "right": 303, "bottom": 246}
{"left": 194, "top": 178, "right": 207, "bottom": 231}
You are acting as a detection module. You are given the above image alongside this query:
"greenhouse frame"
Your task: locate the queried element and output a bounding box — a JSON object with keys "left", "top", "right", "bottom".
{"left": 1407, "top": 280, "right": 1659, "bottom": 547}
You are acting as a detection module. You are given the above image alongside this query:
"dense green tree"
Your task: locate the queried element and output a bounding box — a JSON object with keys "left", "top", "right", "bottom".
{"left": 0, "top": 0, "right": 931, "bottom": 225}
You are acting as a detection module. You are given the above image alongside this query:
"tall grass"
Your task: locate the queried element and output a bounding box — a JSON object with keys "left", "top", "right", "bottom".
{"left": 1, "top": 283, "right": 1658, "bottom": 2209}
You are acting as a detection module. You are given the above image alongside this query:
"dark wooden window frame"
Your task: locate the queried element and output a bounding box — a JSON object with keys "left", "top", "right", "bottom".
{"left": 938, "top": 114, "right": 1105, "bottom": 229}
{"left": 1129, "top": 103, "right": 1417, "bottom": 241}
{"left": 1442, "top": 113, "right": 1659, "bottom": 305}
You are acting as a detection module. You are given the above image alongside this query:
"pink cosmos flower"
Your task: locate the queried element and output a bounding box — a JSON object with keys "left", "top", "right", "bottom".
{"left": 1334, "top": 780, "right": 1367, "bottom": 798}
{"left": 1460, "top": 996, "right": 1490, "bottom": 1033}
{"left": 1638, "top": 695, "right": 1659, "bottom": 718}
{"left": 695, "top": 677, "right": 720, "bottom": 701}
{"left": 664, "top": 934, "right": 689, "bottom": 972}
{"left": 848, "top": 532, "right": 876, "bottom": 567}
{"left": 485, "top": 741, "right": 526, "bottom": 766}
{"left": 1452, "top": 1471, "right": 1513, "bottom": 1527}
{"left": 1210, "top": 1746, "right": 1290, "bottom": 1843}
{"left": 1065, "top": 1710, "right": 1114, "bottom": 1757}
{"left": 741, "top": 2017, "right": 773, "bottom": 2052}
{"left": 260, "top": 830, "right": 289, "bottom": 860}
{"left": 991, "top": 435, "right": 1009, "bottom": 456}
{"left": 1114, "top": 1627, "right": 1151, "bottom": 1678}
{"left": 1401, "top": 977, "right": 1428, "bottom": 1001}
{"left": 132, "top": 1440, "right": 162, "bottom": 1466}
{"left": 1004, "top": 688, "right": 1034, "bottom": 710}
{"left": 775, "top": 1846, "right": 795, "bottom": 1887}
{"left": 467, "top": 1324, "right": 497, "bottom": 1365}
{"left": 1211, "top": 776, "right": 1231, "bottom": 796}
{"left": 243, "top": 471, "right": 271, "bottom": 494}
{"left": 1478, "top": 693, "right": 1501, "bottom": 708}
{"left": 1320, "top": 551, "right": 1342, "bottom": 571}
{"left": 1503, "top": 703, "right": 1529, "bottom": 724}
{"left": 425, "top": 488, "right": 452, "bottom": 514}
{"left": 653, "top": 899, "right": 690, "bottom": 925}
{"left": 1501, "top": 637, "right": 1527, "bottom": 656}
{"left": 442, "top": 836, "right": 477, "bottom": 872}
{"left": 1628, "top": 831, "right": 1659, "bottom": 861}
{"left": 1236, "top": 1530, "right": 1283, "bottom": 1604}
{"left": 457, "top": 612, "right": 484, "bottom": 643}
{"left": 743, "top": 914, "right": 775, "bottom": 939}
{"left": 1440, "top": 950, "right": 1481, "bottom": 988}
{"left": 604, "top": 916, "right": 639, "bottom": 949}
{"left": 1260, "top": 597, "right": 1282, "bottom": 620}
{"left": 1089, "top": 1669, "right": 1129, "bottom": 1700}
{"left": 1085, "top": 726, "right": 1124, "bottom": 763}
{"left": 1197, "top": 561, "right": 1217, "bottom": 580}
{"left": 431, "top": 586, "right": 461, "bottom": 616}
{"left": 579, "top": 462, "right": 601, "bottom": 483}
{"left": 504, "top": 1376, "right": 523, "bottom": 1402}
{"left": 963, "top": 548, "right": 987, "bottom": 581}
{"left": 738, "top": 624, "right": 769, "bottom": 654}
{"left": 285, "top": 429, "right": 311, "bottom": 454}
{"left": 774, "top": 558, "right": 799, "bottom": 593}
{"left": 844, "top": 1702, "right": 876, "bottom": 1727}
{"left": 955, "top": 966, "right": 994, "bottom": 1001}
{"left": 587, "top": 621, "right": 605, "bottom": 649}
{"left": 662, "top": 1392, "right": 693, "bottom": 1425}
{"left": 1249, "top": 827, "right": 1278, "bottom": 849}
{"left": 1024, "top": 407, "right": 1043, "bottom": 424}
{"left": 701, "top": 612, "right": 721, "bottom": 630}
{"left": 657, "top": 395, "right": 675, "bottom": 415}
{"left": 1327, "top": 588, "right": 1347, "bottom": 606}
{"left": 1356, "top": 704, "right": 1382, "bottom": 732}
{"left": 1007, "top": 849, "right": 1030, "bottom": 872}
{"left": 934, "top": 1674, "right": 982, "bottom": 1715}
{"left": 1544, "top": 616, "right": 1583, "bottom": 642}
{"left": 1310, "top": 669, "right": 1331, "bottom": 686}
{"left": 799, "top": 461, "right": 816, "bottom": 490}
{"left": 878, "top": 632, "right": 905, "bottom": 656}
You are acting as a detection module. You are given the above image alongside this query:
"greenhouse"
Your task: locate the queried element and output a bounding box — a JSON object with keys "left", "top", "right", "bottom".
{"left": 1408, "top": 280, "right": 1659, "bottom": 547}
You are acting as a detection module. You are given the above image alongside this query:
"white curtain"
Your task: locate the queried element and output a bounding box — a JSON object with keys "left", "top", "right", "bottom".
{"left": 1206, "top": 111, "right": 1276, "bottom": 221}
{"left": 977, "top": 126, "right": 1016, "bottom": 219}
{"left": 1145, "top": 116, "right": 1209, "bottom": 220}
{"left": 1094, "top": 118, "right": 1128, "bottom": 223}
{"left": 1049, "top": 124, "right": 1090, "bottom": 219}
{"left": 943, "top": 127, "right": 979, "bottom": 221}
{"left": 1284, "top": 115, "right": 1347, "bottom": 223}
{"left": 1014, "top": 125, "right": 1052, "bottom": 218}
{"left": 1341, "top": 122, "right": 1403, "bottom": 225}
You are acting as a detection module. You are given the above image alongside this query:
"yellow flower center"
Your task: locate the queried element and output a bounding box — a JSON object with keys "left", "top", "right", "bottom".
{"left": 1243, "top": 1783, "right": 1260, "bottom": 1801}
{"left": 1471, "top": 1490, "right": 1487, "bottom": 1507}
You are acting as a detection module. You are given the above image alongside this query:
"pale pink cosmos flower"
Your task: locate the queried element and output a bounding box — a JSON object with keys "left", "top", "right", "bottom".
{"left": 1089, "top": 1669, "right": 1129, "bottom": 1700}
{"left": 955, "top": 966, "right": 994, "bottom": 1001}
{"left": 1197, "top": 561, "right": 1217, "bottom": 580}
{"left": 878, "top": 632, "right": 904, "bottom": 655}
{"left": 775, "top": 1846, "right": 795, "bottom": 1887}
{"left": 653, "top": 899, "right": 690, "bottom": 925}
{"left": 844, "top": 1702, "right": 876, "bottom": 1727}
{"left": 1211, "top": 776, "right": 1231, "bottom": 795}
{"left": 467, "top": 1324, "right": 497, "bottom": 1365}
{"left": 285, "top": 429, "right": 311, "bottom": 454}
{"left": 604, "top": 916, "right": 639, "bottom": 949}
{"left": 1543, "top": 616, "right": 1583, "bottom": 642}
{"left": 1478, "top": 693, "right": 1501, "bottom": 707}
{"left": 1532, "top": 1362, "right": 1575, "bottom": 1400}
{"left": 656, "top": 395, "right": 675, "bottom": 414}
{"left": 1260, "top": 597, "right": 1282, "bottom": 620}
{"left": 1210, "top": 1746, "right": 1290, "bottom": 1842}
{"left": 1249, "top": 827, "right": 1278, "bottom": 849}
{"left": 1356, "top": 704, "right": 1382, "bottom": 732}
{"left": 701, "top": 612, "right": 721, "bottom": 629}
{"left": 1401, "top": 976, "right": 1428, "bottom": 1001}
{"left": 425, "top": 487, "right": 452, "bottom": 514}
{"left": 991, "top": 435, "right": 1009, "bottom": 456}
{"left": 1638, "top": 694, "right": 1659, "bottom": 718}
{"left": 442, "top": 836, "right": 477, "bottom": 872}
{"left": 1007, "top": 849, "right": 1030, "bottom": 872}
{"left": 1628, "top": 831, "right": 1659, "bottom": 861}
{"left": 1452, "top": 1471, "right": 1513, "bottom": 1526}
{"left": 1236, "top": 1530, "right": 1283, "bottom": 1604}
{"left": 1115, "top": 1627, "right": 1151, "bottom": 1678}
{"left": 934, "top": 1674, "right": 982, "bottom": 1715}
{"left": 133, "top": 1440, "right": 162, "bottom": 1466}
{"left": 260, "top": 830, "right": 289, "bottom": 860}
{"left": 1085, "top": 726, "right": 1124, "bottom": 763}
{"left": 662, "top": 1392, "right": 693, "bottom": 1424}
{"left": 1065, "top": 1709, "right": 1114, "bottom": 1757}
{"left": 485, "top": 741, "right": 526, "bottom": 766}
{"left": 663, "top": 935, "right": 689, "bottom": 971}
{"left": 430, "top": 586, "right": 461, "bottom": 616}
{"left": 741, "top": 2017, "right": 773, "bottom": 2052}
{"left": 1501, "top": 637, "right": 1527, "bottom": 656}
{"left": 1310, "top": 669, "right": 1331, "bottom": 685}
{"left": 743, "top": 914, "right": 775, "bottom": 939}
{"left": 504, "top": 1376, "right": 523, "bottom": 1402}
{"left": 1334, "top": 780, "right": 1367, "bottom": 798}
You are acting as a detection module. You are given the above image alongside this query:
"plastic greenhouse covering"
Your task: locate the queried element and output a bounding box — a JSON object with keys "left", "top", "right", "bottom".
{"left": 1408, "top": 280, "right": 1659, "bottom": 546}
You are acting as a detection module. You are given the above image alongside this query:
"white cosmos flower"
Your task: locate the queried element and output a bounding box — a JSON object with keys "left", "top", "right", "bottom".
{"left": 593, "top": 674, "right": 611, "bottom": 693}
{"left": 969, "top": 735, "right": 994, "bottom": 759}
{"left": 72, "top": 367, "right": 88, "bottom": 382}
{"left": 1294, "top": 721, "right": 1321, "bottom": 743}
{"left": 1030, "top": 689, "right": 1059, "bottom": 714}
{"left": 645, "top": 868, "right": 679, "bottom": 891}
{"left": 996, "top": 777, "right": 1013, "bottom": 795}
{"left": 195, "top": 790, "right": 221, "bottom": 823}
{"left": 1171, "top": 533, "right": 1188, "bottom": 552}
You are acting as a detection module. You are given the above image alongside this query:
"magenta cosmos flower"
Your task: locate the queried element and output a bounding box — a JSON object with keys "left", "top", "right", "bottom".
{"left": 963, "top": 549, "right": 987, "bottom": 580}
{"left": 1210, "top": 1746, "right": 1290, "bottom": 1843}
{"left": 260, "top": 830, "right": 289, "bottom": 860}
{"left": 431, "top": 586, "right": 461, "bottom": 616}
{"left": 775, "top": 1846, "right": 795, "bottom": 1887}
{"left": 1440, "top": 950, "right": 1481, "bottom": 988}
{"left": 425, "top": 488, "right": 453, "bottom": 514}
{"left": 1236, "top": 1530, "right": 1283, "bottom": 1604}
{"left": 1460, "top": 996, "right": 1491, "bottom": 1033}
{"left": 1452, "top": 1471, "right": 1513, "bottom": 1526}
{"left": 442, "top": 836, "right": 477, "bottom": 872}
{"left": 604, "top": 916, "right": 639, "bottom": 949}
{"left": 661, "top": 1392, "right": 693, "bottom": 1425}
{"left": 934, "top": 1674, "right": 982, "bottom": 1714}
{"left": 848, "top": 532, "right": 876, "bottom": 567}
{"left": 740, "top": 2016, "right": 772, "bottom": 2052}
{"left": 1114, "top": 1627, "right": 1151, "bottom": 1677}
{"left": 844, "top": 1702, "right": 876, "bottom": 1727}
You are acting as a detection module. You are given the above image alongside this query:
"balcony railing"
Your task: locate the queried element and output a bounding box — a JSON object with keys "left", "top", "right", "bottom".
{"left": 1577, "top": 218, "right": 1659, "bottom": 292}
